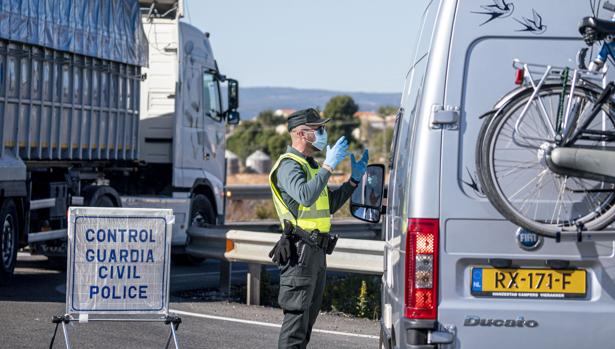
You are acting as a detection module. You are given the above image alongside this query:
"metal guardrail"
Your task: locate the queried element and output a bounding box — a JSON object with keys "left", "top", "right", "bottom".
{"left": 226, "top": 183, "right": 388, "bottom": 201}
{"left": 225, "top": 184, "right": 274, "bottom": 200}
{"left": 225, "top": 219, "right": 381, "bottom": 239}
{"left": 186, "top": 226, "right": 384, "bottom": 275}
{"left": 226, "top": 184, "right": 341, "bottom": 200}
{"left": 196, "top": 184, "right": 385, "bottom": 304}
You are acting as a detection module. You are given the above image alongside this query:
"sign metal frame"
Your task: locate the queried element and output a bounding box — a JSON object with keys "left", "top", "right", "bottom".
{"left": 54, "top": 207, "right": 180, "bottom": 349}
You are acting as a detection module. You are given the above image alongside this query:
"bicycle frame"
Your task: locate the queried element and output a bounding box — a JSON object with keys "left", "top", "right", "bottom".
{"left": 510, "top": 58, "right": 611, "bottom": 149}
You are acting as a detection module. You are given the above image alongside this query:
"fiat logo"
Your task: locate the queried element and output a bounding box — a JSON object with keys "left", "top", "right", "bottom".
{"left": 516, "top": 228, "right": 543, "bottom": 251}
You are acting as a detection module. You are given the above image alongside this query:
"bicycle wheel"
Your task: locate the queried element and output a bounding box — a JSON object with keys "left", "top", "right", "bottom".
{"left": 479, "top": 83, "right": 615, "bottom": 235}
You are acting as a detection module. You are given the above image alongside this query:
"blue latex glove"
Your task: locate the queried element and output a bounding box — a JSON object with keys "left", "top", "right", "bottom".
{"left": 324, "top": 136, "right": 349, "bottom": 170}
{"left": 350, "top": 149, "right": 369, "bottom": 182}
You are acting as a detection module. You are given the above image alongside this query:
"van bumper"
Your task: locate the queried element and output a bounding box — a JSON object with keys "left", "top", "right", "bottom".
{"left": 381, "top": 317, "right": 455, "bottom": 348}
{"left": 401, "top": 319, "right": 437, "bottom": 348}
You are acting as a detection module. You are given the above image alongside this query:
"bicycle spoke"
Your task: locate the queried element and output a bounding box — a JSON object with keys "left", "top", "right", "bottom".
{"left": 508, "top": 175, "right": 541, "bottom": 201}
{"left": 485, "top": 85, "right": 615, "bottom": 233}
{"left": 533, "top": 169, "right": 549, "bottom": 221}
{"left": 551, "top": 176, "right": 568, "bottom": 225}
{"left": 518, "top": 169, "right": 550, "bottom": 215}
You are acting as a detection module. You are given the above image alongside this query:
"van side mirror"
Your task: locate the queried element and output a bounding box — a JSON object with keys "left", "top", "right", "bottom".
{"left": 227, "top": 110, "right": 240, "bottom": 125}
{"left": 227, "top": 79, "right": 239, "bottom": 110}
{"left": 350, "top": 164, "right": 385, "bottom": 223}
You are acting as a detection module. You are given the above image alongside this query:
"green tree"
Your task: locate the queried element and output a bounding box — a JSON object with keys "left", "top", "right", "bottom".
{"left": 370, "top": 127, "right": 394, "bottom": 162}
{"left": 323, "top": 95, "right": 360, "bottom": 149}
{"left": 255, "top": 128, "right": 278, "bottom": 149}
{"left": 226, "top": 112, "right": 291, "bottom": 167}
{"left": 267, "top": 133, "right": 290, "bottom": 160}
{"left": 256, "top": 109, "right": 285, "bottom": 127}
{"left": 227, "top": 121, "right": 262, "bottom": 162}
{"left": 377, "top": 105, "right": 398, "bottom": 117}
{"left": 324, "top": 95, "right": 359, "bottom": 119}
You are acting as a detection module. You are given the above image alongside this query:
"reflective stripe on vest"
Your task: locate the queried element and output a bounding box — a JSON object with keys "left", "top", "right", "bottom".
{"left": 269, "top": 152, "right": 331, "bottom": 233}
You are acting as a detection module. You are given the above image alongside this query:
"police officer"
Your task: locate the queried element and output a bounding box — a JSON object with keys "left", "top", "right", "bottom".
{"left": 268, "top": 108, "right": 369, "bottom": 348}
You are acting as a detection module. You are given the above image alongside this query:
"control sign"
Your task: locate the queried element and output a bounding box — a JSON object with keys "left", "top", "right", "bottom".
{"left": 66, "top": 207, "right": 173, "bottom": 314}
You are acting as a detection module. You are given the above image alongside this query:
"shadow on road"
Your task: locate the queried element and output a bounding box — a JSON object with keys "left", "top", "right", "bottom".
{"left": 0, "top": 253, "right": 253, "bottom": 304}
{"left": 0, "top": 254, "right": 66, "bottom": 302}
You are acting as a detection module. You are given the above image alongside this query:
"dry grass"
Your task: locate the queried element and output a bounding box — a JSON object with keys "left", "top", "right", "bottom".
{"left": 226, "top": 199, "right": 277, "bottom": 222}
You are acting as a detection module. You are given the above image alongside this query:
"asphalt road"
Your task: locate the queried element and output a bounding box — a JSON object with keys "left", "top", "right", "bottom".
{"left": 0, "top": 253, "right": 379, "bottom": 349}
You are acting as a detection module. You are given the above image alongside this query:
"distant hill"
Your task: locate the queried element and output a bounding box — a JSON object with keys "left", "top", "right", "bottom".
{"left": 237, "top": 87, "right": 401, "bottom": 119}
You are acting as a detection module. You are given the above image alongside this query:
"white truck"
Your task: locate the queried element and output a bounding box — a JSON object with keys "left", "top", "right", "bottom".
{"left": 0, "top": 0, "right": 239, "bottom": 284}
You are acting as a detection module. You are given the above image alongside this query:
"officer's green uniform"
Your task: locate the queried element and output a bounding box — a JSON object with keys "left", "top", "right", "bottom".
{"left": 270, "top": 146, "right": 355, "bottom": 348}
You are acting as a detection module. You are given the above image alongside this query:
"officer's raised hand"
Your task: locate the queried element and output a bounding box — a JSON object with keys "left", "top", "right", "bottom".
{"left": 323, "top": 136, "right": 349, "bottom": 172}
{"left": 350, "top": 149, "right": 369, "bottom": 183}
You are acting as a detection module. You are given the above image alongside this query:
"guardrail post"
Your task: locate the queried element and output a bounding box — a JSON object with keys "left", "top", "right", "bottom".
{"left": 246, "top": 263, "right": 261, "bottom": 306}
{"left": 219, "top": 261, "right": 231, "bottom": 295}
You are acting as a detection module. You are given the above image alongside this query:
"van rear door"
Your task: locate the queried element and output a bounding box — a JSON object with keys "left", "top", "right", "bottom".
{"left": 439, "top": 1, "right": 615, "bottom": 348}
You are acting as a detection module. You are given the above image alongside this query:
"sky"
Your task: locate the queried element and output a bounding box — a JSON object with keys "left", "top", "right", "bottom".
{"left": 184, "top": 0, "right": 423, "bottom": 93}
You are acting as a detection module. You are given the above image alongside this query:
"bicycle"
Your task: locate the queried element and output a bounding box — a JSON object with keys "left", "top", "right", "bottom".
{"left": 477, "top": 2, "right": 615, "bottom": 239}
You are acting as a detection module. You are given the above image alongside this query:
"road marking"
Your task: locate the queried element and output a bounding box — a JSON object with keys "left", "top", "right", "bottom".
{"left": 172, "top": 269, "right": 246, "bottom": 278}
{"left": 169, "top": 309, "right": 379, "bottom": 340}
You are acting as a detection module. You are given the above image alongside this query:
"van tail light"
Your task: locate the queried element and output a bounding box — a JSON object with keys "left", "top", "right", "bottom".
{"left": 514, "top": 68, "right": 525, "bottom": 85}
{"left": 405, "top": 218, "right": 439, "bottom": 320}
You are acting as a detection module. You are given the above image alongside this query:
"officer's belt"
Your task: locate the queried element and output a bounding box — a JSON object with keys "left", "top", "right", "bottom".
{"left": 290, "top": 224, "right": 330, "bottom": 250}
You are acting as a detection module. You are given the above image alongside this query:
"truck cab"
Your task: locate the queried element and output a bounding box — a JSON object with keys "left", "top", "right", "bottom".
{"left": 129, "top": 0, "right": 240, "bottom": 249}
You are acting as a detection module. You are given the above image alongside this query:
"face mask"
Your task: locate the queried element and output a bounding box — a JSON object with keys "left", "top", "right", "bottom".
{"left": 308, "top": 128, "right": 327, "bottom": 151}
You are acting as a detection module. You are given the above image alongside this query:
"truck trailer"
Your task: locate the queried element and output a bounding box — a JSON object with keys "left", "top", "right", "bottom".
{"left": 0, "top": 0, "right": 239, "bottom": 284}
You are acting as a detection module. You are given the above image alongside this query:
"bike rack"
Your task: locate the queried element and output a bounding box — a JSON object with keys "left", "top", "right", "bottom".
{"left": 548, "top": 220, "right": 615, "bottom": 242}
{"left": 510, "top": 59, "right": 609, "bottom": 149}
{"left": 512, "top": 59, "right": 607, "bottom": 85}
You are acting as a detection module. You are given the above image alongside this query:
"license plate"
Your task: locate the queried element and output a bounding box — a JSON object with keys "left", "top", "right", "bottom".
{"left": 471, "top": 267, "right": 587, "bottom": 299}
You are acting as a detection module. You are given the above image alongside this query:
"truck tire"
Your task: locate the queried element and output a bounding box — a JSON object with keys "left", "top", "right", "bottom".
{"left": 176, "top": 194, "right": 215, "bottom": 265}
{"left": 190, "top": 194, "right": 215, "bottom": 228}
{"left": 47, "top": 187, "right": 117, "bottom": 271}
{"left": 83, "top": 185, "right": 120, "bottom": 208}
{"left": 93, "top": 195, "right": 115, "bottom": 207}
{"left": 0, "top": 199, "right": 18, "bottom": 285}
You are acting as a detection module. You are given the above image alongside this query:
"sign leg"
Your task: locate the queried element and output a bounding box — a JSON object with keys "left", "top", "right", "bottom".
{"left": 164, "top": 315, "right": 181, "bottom": 349}
{"left": 61, "top": 322, "right": 72, "bottom": 349}
{"left": 171, "top": 323, "right": 180, "bottom": 349}
{"left": 164, "top": 322, "right": 180, "bottom": 349}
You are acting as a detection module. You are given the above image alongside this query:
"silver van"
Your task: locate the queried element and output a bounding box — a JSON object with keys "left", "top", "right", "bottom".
{"left": 350, "top": 0, "right": 615, "bottom": 347}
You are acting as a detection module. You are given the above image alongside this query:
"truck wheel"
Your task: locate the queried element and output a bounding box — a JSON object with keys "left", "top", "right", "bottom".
{"left": 190, "top": 194, "right": 215, "bottom": 228}
{"left": 0, "top": 199, "right": 18, "bottom": 285}
{"left": 93, "top": 195, "right": 115, "bottom": 207}
{"left": 48, "top": 189, "right": 117, "bottom": 271}
{"left": 175, "top": 194, "right": 215, "bottom": 266}
{"left": 83, "top": 185, "right": 120, "bottom": 208}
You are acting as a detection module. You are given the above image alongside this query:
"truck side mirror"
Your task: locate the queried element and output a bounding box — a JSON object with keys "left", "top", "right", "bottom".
{"left": 350, "top": 164, "right": 385, "bottom": 223}
{"left": 227, "top": 79, "right": 239, "bottom": 110}
{"left": 227, "top": 110, "right": 240, "bottom": 125}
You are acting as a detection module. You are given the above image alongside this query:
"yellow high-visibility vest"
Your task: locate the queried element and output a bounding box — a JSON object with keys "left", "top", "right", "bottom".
{"left": 269, "top": 152, "right": 331, "bottom": 233}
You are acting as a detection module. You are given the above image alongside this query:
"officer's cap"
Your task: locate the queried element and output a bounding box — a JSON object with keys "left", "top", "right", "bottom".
{"left": 287, "top": 108, "right": 330, "bottom": 131}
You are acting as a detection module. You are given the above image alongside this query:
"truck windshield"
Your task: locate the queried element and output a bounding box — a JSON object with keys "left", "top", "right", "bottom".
{"left": 203, "top": 72, "right": 222, "bottom": 121}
